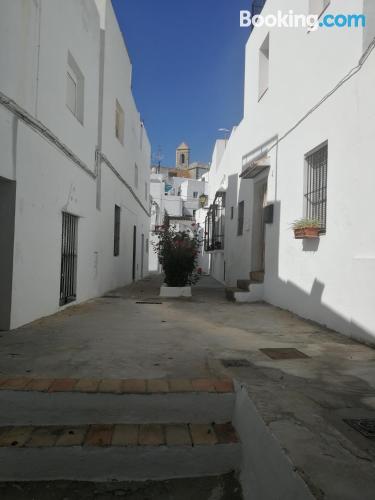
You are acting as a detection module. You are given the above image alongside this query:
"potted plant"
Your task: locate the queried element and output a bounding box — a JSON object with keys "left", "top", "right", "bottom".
{"left": 292, "top": 218, "right": 321, "bottom": 239}
{"left": 153, "top": 219, "right": 201, "bottom": 297}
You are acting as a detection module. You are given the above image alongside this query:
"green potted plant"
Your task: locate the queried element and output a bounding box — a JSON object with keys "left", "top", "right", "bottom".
{"left": 292, "top": 218, "right": 321, "bottom": 239}
{"left": 153, "top": 219, "right": 201, "bottom": 297}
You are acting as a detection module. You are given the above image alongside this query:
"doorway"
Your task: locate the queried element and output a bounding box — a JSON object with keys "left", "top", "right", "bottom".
{"left": 132, "top": 225, "right": 137, "bottom": 281}
{"left": 251, "top": 178, "right": 268, "bottom": 272}
{"left": 0, "top": 177, "right": 16, "bottom": 330}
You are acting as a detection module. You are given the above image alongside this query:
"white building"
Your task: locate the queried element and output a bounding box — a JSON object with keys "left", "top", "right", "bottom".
{"left": 0, "top": 0, "right": 151, "bottom": 330}
{"left": 205, "top": 0, "right": 375, "bottom": 344}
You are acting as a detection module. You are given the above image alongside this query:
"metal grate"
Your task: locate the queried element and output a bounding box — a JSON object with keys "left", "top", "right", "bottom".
{"left": 136, "top": 301, "right": 162, "bottom": 305}
{"left": 305, "top": 143, "right": 328, "bottom": 232}
{"left": 205, "top": 193, "right": 225, "bottom": 252}
{"left": 260, "top": 348, "right": 309, "bottom": 360}
{"left": 60, "top": 212, "right": 78, "bottom": 306}
{"left": 221, "top": 359, "right": 251, "bottom": 368}
{"left": 113, "top": 205, "right": 121, "bottom": 256}
{"left": 344, "top": 419, "right": 375, "bottom": 439}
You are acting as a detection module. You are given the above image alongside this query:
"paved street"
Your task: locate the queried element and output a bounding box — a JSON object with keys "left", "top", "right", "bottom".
{"left": 0, "top": 274, "right": 375, "bottom": 498}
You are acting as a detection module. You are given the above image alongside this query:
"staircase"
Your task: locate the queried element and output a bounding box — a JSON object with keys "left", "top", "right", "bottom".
{"left": 225, "top": 271, "right": 265, "bottom": 303}
{"left": 0, "top": 376, "right": 241, "bottom": 483}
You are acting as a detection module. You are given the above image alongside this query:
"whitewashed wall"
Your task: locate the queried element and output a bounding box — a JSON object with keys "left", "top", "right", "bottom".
{"left": 0, "top": 0, "right": 151, "bottom": 329}
{"left": 206, "top": 0, "right": 375, "bottom": 343}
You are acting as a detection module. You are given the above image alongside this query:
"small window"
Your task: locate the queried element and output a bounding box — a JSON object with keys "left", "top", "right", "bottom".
{"left": 180, "top": 153, "right": 185, "bottom": 165}
{"left": 309, "top": 0, "right": 330, "bottom": 17}
{"left": 304, "top": 143, "right": 328, "bottom": 233}
{"left": 115, "top": 100, "right": 124, "bottom": 144}
{"left": 230, "top": 206, "right": 234, "bottom": 220}
{"left": 237, "top": 201, "right": 244, "bottom": 236}
{"left": 145, "top": 181, "right": 148, "bottom": 200}
{"left": 134, "top": 164, "right": 139, "bottom": 188}
{"left": 258, "top": 34, "right": 269, "bottom": 100}
{"left": 193, "top": 191, "right": 198, "bottom": 198}
{"left": 146, "top": 238, "right": 149, "bottom": 254}
{"left": 66, "top": 52, "right": 84, "bottom": 123}
{"left": 114, "top": 205, "right": 121, "bottom": 256}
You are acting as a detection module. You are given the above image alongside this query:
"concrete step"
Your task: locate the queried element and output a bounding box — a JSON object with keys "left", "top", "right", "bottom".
{"left": 0, "top": 377, "right": 235, "bottom": 426}
{"left": 0, "top": 422, "right": 241, "bottom": 481}
{"left": 249, "top": 271, "right": 264, "bottom": 283}
{"left": 237, "top": 279, "right": 251, "bottom": 291}
{"left": 226, "top": 285, "right": 264, "bottom": 304}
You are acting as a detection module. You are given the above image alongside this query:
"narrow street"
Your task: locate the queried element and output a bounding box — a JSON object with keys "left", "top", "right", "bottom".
{"left": 0, "top": 275, "right": 374, "bottom": 498}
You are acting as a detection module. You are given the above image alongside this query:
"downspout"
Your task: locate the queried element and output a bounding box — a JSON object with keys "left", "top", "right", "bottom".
{"left": 96, "top": 28, "right": 106, "bottom": 211}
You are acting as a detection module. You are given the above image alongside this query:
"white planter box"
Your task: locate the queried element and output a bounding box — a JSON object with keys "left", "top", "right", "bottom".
{"left": 160, "top": 285, "right": 192, "bottom": 298}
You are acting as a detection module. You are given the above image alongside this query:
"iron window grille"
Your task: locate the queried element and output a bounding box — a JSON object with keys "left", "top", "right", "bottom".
{"left": 237, "top": 201, "right": 245, "bottom": 236}
{"left": 60, "top": 212, "right": 78, "bottom": 306}
{"left": 304, "top": 143, "right": 328, "bottom": 233}
{"left": 114, "top": 205, "right": 121, "bottom": 256}
{"left": 204, "top": 193, "right": 225, "bottom": 251}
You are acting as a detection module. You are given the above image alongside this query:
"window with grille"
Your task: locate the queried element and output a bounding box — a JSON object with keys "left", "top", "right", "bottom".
{"left": 60, "top": 212, "right": 78, "bottom": 306}
{"left": 304, "top": 143, "right": 328, "bottom": 233}
{"left": 193, "top": 191, "right": 198, "bottom": 198}
{"left": 237, "top": 201, "right": 245, "bottom": 236}
{"left": 114, "top": 205, "right": 121, "bottom": 256}
{"left": 204, "top": 193, "right": 225, "bottom": 251}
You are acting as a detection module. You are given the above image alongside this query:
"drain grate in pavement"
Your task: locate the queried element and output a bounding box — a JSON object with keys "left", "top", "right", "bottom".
{"left": 260, "top": 348, "right": 309, "bottom": 360}
{"left": 344, "top": 418, "right": 375, "bottom": 439}
{"left": 136, "top": 301, "right": 162, "bottom": 305}
{"left": 221, "top": 359, "right": 251, "bottom": 368}
{"left": 102, "top": 295, "right": 124, "bottom": 299}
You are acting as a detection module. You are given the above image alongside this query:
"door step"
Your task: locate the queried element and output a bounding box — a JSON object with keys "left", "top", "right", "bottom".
{"left": 225, "top": 284, "right": 264, "bottom": 303}
{"left": 237, "top": 279, "right": 251, "bottom": 291}
{"left": 0, "top": 377, "right": 235, "bottom": 426}
{"left": 249, "top": 271, "right": 264, "bottom": 283}
{"left": 0, "top": 422, "right": 241, "bottom": 481}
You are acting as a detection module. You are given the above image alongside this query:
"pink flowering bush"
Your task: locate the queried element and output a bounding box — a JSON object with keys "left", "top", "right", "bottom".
{"left": 153, "top": 220, "right": 201, "bottom": 287}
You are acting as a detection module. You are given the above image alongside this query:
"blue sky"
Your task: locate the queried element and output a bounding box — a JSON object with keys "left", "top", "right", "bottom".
{"left": 112, "top": 0, "right": 251, "bottom": 166}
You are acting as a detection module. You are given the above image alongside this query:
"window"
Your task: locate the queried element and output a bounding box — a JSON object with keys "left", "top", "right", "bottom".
{"left": 230, "top": 207, "right": 234, "bottom": 220}
{"left": 60, "top": 212, "right": 78, "bottom": 306}
{"left": 237, "top": 201, "right": 244, "bottom": 236}
{"left": 115, "top": 100, "right": 124, "bottom": 144}
{"left": 180, "top": 153, "right": 185, "bottom": 164}
{"left": 204, "top": 193, "right": 225, "bottom": 251}
{"left": 304, "top": 143, "right": 328, "bottom": 233}
{"left": 258, "top": 34, "right": 269, "bottom": 100}
{"left": 309, "top": 0, "right": 330, "bottom": 17}
{"left": 114, "top": 205, "right": 121, "bottom": 256}
{"left": 145, "top": 181, "right": 148, "bottom": 200}
{"left": 193, "top": 191, "right": 198, "bottom": 199}
{"left": 134, "top": 164, "right": 139, "bottom": 188}
{"left": 66, "top": 52, "right": 84, "bottom": 123}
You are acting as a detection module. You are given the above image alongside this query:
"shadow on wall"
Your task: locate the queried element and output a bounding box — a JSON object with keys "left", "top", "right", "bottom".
{"left": 266, "top": 200, "right": 374, "bottom": 346}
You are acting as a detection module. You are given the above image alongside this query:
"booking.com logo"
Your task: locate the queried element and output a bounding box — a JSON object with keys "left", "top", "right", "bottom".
{"left": 240, "top": 10, "right": 366, "bottom": 31}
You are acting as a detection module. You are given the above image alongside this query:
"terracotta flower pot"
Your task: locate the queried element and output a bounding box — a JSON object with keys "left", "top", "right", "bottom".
{"left": 294, "top": 227, "right": 320, "bottom": 239}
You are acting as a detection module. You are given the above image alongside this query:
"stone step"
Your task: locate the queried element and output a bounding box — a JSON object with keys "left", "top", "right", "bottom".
{"left": 237, "top": 279, "right": 251, "bottom": 291}
{"left": 249, "top": 271, "right": 264, "bottom": 283}
{"left": 0, "top": 422, "right": 241, "bottom": 481}
{"left": 0, "top": 377, "right": 235, "bottom": 426}
{"left": 225, "top": 287, "right": 242, "bottom": 301}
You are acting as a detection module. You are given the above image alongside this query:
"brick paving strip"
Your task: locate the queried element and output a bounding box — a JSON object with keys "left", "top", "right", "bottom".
{"left": 0, "top": 423, "right": 238, "bottom": 448}
{"left": 0, "top": 377, "right": 234, "bottom": 394}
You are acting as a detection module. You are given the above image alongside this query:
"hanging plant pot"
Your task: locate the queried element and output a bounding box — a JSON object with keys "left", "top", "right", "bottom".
{"left": 294, "top": 227, "right": 320, "bottom": 239}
